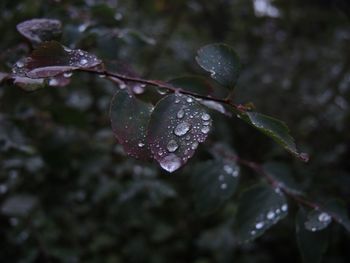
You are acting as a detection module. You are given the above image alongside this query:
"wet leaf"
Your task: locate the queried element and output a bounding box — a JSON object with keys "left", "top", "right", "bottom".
{"left": 240, "top": 111, "right": 307, "bottom": 161}
{"left": 323, "top": 199, "right": 350, "bottom": 232}
{"left": 147, "top": 93, "right": 212, "bottom": 173}
{"left": 296, "top": 208, "right": 329, "bottom": 263}
{"left": 305, "top": 210, "right": 332, "bottom": 232}
{"left": 17, "top": 18, "right": 62, "bottom": 45}
{"left": 12, "top": 41, "right": 102, "bottom": 79}
{"left": 196, "top": 43, "right": 241, "bottom": 89}
{"left": 191, "top": 160, "right": 240, "bottom": 214}
{"left": 234, "top": 184, "right": 288, "bottom": 242}
{"left": 263, "top": 162, "right": 302, "bottom": 195}
{"left": 110, "top": 90, "right": 153, "bottom": 160}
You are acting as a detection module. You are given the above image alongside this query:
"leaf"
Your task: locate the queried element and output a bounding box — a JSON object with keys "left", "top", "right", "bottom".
{"left": 147, "top": 93, "right": 212, "bottom": 173}
{"left": 296, "top": 208, "right": 329, "bottom": 263}
{"left": 110, "top": 90, "right": 154, "bottom": 160}
{"left": 17, "top": 18, "right": 62, "bottom": 45}
{"left": 12, "top": 41, "right": 102, "bottom": 79}
{"left": 234, "top": 184, "right": 288, "bottom": 242}
{"left": 323, "top": 199, "right": 350, "bottom": 232}
{"left": 196, "top": 43, "right": 241, "bottom": 89}
{"left": 241, "top": 111, "right": 308, "bottom": 161}
{"left": 304, "top": 210, "right": 332, "bottom": 232}
{"left": 191, "top": 160, "right": 240, "bottom": 214}
{"left": 263, "top": 162, "right": 303, "bottom": 195}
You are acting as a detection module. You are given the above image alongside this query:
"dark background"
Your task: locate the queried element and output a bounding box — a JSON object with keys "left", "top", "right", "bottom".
{"left": 0, "top": 0, "right": 349, "bottom": 262}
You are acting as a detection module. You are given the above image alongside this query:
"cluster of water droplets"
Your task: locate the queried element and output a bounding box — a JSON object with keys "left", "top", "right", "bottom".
{"left": 217, "top": 163, "right": 240, "bottom": 190}
{"left": 63, "top": 47, "right": 101, "bottom": 69}
{"left": 305, "top": 211, "right": 332, "bottom": 232}
{"left": 250, "top": 203, "right": 288, "bottom": 236}
{"left": 153, "top": 94, "right": 213, "bottom": 173}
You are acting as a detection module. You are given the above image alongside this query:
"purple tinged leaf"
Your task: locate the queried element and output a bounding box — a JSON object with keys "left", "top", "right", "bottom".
{"left": 17, "top": 18, "right": 62, "bottom": 45}
{"left": 12, "top": 41, "right": 102, "bottom": 79}
{"left": 147, "top": 93, "right": 212, "bottom": 173}
{"left": 110, "top": 90, "right": 153, "bottom": 160}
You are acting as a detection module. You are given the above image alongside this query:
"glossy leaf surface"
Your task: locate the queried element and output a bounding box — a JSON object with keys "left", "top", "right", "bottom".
{"left": 110, "top": 90, "right": 153, "bottom": 160}
{"left": 191, "top": 160, "right": 240, "bottom": 213}
{"left": 147, "top": 93, "right": 212, "bottom": 172}
{"left": 234, "top": 184, "right": 288, "bottom": 242}
{"left": 12, "top": 41, "right": 102, "bottom": 79}
{"left": 196, "top": 43, "right": 240, "bottom": 89}
{"left": 241, "top": 111, "right": 307, "bottom": 161}
{"left": 263, "top": 162, "right": 302, "bottom": 195}
{"left": 296, "top": 208, "right": 329, "bottom": 263}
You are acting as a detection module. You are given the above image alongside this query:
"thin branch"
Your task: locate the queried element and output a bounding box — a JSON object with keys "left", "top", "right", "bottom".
{"left": 80, "top": 68, "right": 247, "bottom": 112}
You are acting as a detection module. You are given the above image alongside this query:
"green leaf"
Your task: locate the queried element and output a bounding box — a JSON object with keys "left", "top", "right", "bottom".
{"left": 191, "top": 160, "right": 240, "bottom": 214}
{"left": 323, "top": 199, "right": 350, "bottom": 232}
{"left": 110, "top": 90, "right": 154, "bottom": 160}
{"left": 234, "top": 184, "right": 288, "bottom": 242}
{"left": 147, "top": 93, "right": 212, "bottom": 173}
{"left": 263, "top": 162, "right": 303, "bottom": 195}
{"left": 196, "top": 43, "right": 241, "bottom": 89}
{"left": 241, "top": 111, "right": 308, "bottom": 161}
{"left": 304, "top": 210, "right": 332, "bottom": 232}
{"left": 296, "top": 208, "right": 329, "bottom": 263}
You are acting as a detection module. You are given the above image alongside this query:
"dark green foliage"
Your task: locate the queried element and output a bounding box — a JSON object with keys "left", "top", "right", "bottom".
{"left": 0, "top": 0, "right": 349, "bottom": 262}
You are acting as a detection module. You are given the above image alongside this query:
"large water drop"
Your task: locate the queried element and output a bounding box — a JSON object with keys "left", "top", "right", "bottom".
{"left": 159, "top": 154, "right": 181, "bottom": 173}
{"left": 174, "top": 122, "right": 191, "bottom": 136}
{"left": 167, "top": 139, "right": 179, "bottom": 152}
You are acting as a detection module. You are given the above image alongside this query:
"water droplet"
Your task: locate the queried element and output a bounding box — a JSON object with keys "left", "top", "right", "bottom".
{"left": 174, "top": 122, "right": 191, "bottom": 136}
{"left": 218, "top": 174, "right": 225, "bottom": 181}
{"left": 159, "top": 154, "right": 181, "bottom": 172}
{"left": 49, "top": 78, "right": 59, "bottom": 86}
{"left": 63, "top": 72, "right": 73, "bottom": 78}
{"left": 251, "top": 230, "right": 256, "bottom": 235}
{"left": 177, "top": 109, "right": 185, "bottom": 119}
{"left": 311, "top": 227, "right": 317, "bottom": 232}
{"left": 191, "top": 142, "right": 198, "bottom": 150}
{"left": 267, "top": 211, "right": 275, "bottom": 220}
{"left": 318, "top": 212, "right": 331, "bottom": 222}
{"left": 201, "top": 126, "right": 210, "bottom": 134}
{"left": 133, "top": 84, "right": 145, "bottom": 94}
{"left": 210, "top": 70, "right": 216, "bottom": 77}
{"left": 255, "top": 222, "right": 264, "bottom": 229}
{"left": 276, "top": 209, "right": 281, "bottom": 214}
{"left": 220, "top": 183, "right": 227, "bottom": 190}
{"left": 201, "top": 113, "right": 211, "bottom": 121}
{"left": 16, "top": 61, "right": 24, "bottom": 68}
{"left": 78, "top": 23, "right": 88, "bottom": 32}
{"left": 186, "top": 97, "right": 193, "bottom": 103}
{"left": 138, "top": 142, "right": 145, "bottom": 148}
{"left": 281, "top": 204, "right": 288, "bottom": 212}
{"left": 167, "top": 139, "right": 179, "bottom": 152}
{"left": 223, "top": 164, "right": 233, "bottom": 175}
{"left": 80, "top": 58, "right": 88, "bottom": 65}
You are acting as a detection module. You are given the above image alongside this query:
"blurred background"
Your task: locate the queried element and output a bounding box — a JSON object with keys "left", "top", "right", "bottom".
{"left": 0, "top": 0, "right": 349, "bottom": 262}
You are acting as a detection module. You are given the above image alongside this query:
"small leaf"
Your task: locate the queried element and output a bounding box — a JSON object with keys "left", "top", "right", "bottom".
{"left": 17, "top": 18, "right": 62, "bottom": 45}
{"left": 196, "top": 43, "right": 241, "bottom": 89}
{"left": 263, "top": 162, "right": 303, "bottom": 195}
{"left": 241, "top": 111, "right": 307, "bottom": 161}
{"left": 12, "top": 41, "right": 102, "bottom": 79}
{"left": 323, "top": 199, "right": 350, "bottom": 232}
{"left": 147, "top": 93, "right": 212, "bottom": 173}
{"left": 110, "top": 90, "right": 153, "bottom": 160}
{"left": 304, "top": 210, "right": 332, "bottom": 232}
{"left": 191, "top": 160, "right": 240, "bottom": 214}
{"left": 296, "top": 208, "right": 329, "bottom": 263}
{"left": 234, "top": 184, "right": 288, "bottom": 242}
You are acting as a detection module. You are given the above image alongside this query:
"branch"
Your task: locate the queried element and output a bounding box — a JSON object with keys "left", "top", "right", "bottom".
{"left": 80, "top": 68, "right": 248, "bottom": 112}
